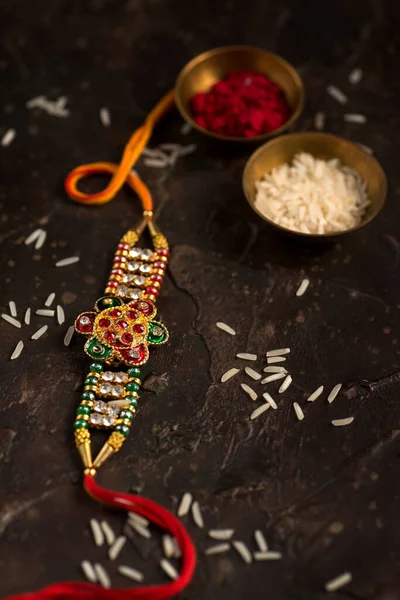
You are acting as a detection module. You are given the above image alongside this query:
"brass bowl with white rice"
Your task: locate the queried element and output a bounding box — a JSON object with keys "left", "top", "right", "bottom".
{"left": 243, "top": 132, "right": 387, "bottom": 239}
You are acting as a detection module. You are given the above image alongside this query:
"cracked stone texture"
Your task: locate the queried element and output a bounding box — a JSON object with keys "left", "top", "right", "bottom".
{"left": 1, "top": 0, "right": 400, "bottom": 599}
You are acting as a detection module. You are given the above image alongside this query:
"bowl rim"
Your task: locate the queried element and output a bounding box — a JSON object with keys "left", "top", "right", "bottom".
{"left": 174, "top": 44, "right": 305, "bottom": 143}
{"left": 242, "top": 131, "right": 388, "bottom": 238}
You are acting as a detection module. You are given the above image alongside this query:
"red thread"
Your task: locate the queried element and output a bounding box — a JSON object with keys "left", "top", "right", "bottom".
{"left": 190, "top": 70, "right": 290, "bottom": 138}
{"left": 3, "top": 475, "right": 196, "bottom": 600}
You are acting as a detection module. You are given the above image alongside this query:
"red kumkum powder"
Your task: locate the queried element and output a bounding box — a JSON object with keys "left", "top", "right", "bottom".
{"left": 190, "top": 70, "right": 291, "bottom": 138}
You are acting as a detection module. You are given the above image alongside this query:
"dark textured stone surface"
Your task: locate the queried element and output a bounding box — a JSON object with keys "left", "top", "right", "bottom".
{"left": 0, "top": 0, "right": 400, "bottom": 598}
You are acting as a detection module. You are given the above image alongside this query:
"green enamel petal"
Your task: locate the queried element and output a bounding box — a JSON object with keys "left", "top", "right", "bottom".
{"left": 84, "top": 337, "right": 112, "bottom": 360}
{"left": 94, "top": 296, "right": 123, "bottom": 312}
{"left": 147, "top": 321, "right": 169, "bottom": 345}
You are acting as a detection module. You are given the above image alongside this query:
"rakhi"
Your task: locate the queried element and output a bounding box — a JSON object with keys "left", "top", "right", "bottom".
{"left": 5, "top": 90, "right": 197, "bottom": 600}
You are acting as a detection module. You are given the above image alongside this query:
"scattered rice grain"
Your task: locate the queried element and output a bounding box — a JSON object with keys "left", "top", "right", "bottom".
{"left": 241, "top": 383, "right": 257, "bottom": 401}
{"left": 250, "top": 403, "right": 270, "bottom": 420}
{"left": 162, "top": 535, "right": 175, "bottom": 558}
{"left": 208, "top": 529, "right": 234, "bottom": 540}
{"left": 9, "top": 301, "right": 17, "bottom": 317}
{"left": 81, "top": 560, "right": 97, "bottom": 583}
{"left": 236, "top": 353, "right": 257, "bottom": 361}
{"left": 221, "top": 368, "right": 240, "bottom": 383}
{"left": 44, "top": 293, "right": 56, "bottom": 307}
{"left": 1, "top": 128, "right": 16, "bottom": 147}
{"left": 118, "top": 565, "right": 144, "bottom": 583}
{"left": 143, "top": 158, "right": 168, "bottom": 168}
{"left": 349, "top": 68, "right": 363, "bottom": 84}
{"left": 94, "top": 563, "right": 111, "bottom": 589}
{"left": 332, "top": 417, "right": 354, "bottom": 427}
{"left": 127, "top": 512, "right": 149, "bottom": 527}
{"left": 24, "top": 307, "right": 31, "bottom": 325}
{"left": 327, "top": 85, "right": 348, "bottom": 104}
{"left": 100, "top": 107, "right": 111, "bottom": 127}
{"left": 101, "top": 521, "right": 115, "bottom": 545}
{"left": 2, "top": 314, "right": 21, "bottom": 328}
{"left": 34, "top": 230, "right": 47, "bottom": 250}
{"left": 233, "top": 541, "right": 252, "bottom": 564}
{"left": 31, "top": 325, "right": 48, "bottom": 340}
{"left": 191, "top": 501, "right": 204, "bottom": 528}
{"left": 293, "top": 402, "right": 304, "bottom": 421}
{"left": 307, "top": 385, "right": 324, "bottom": 402}
{"left": 205, "top": 543, "right": 231, "bottom": 555}
{"left": 279, "top": 375, "right": 292, "bottom": 393}
{"left": 177, "top": 492, "right": 192, "bottom": 517}
{"left": 325, "top": 571, "right": 352, "bottom": 592}
{"left": 90, "top": 518, "right": 104, "bottom": 547}
{"left": 254, "top": 530, "right": 268, "bottom": 552}
{"left": 296, "top": 278, "right": 310, "bottom": 297}
{"left": 267, "top": 356, "right": 286, "bottom": 364}
{"left": 263, "top": 366, "right": 287, "bottom": 373}
{"left": 36, "top": 309, "right": 55, "bottom": 317}
{"left": 254, "top": 551, "right": 282, "bottom": 561}
{"left": 266, "top": 348, "right": 290, "bottom": 357}
{"left": 109, "top": 536, "right": 126, "bottom": 561}
{"left": 327, "top": 383, "right": 342, "bottom": 404}
{"left": 344, "top": 113, "right": 367, "bottom": 124}
{"left": 216, "top": 321, "right": 236, "bottom": 335}
{"left": 56, "top": 305, "right": 65, "bottom": 325}
{"left": 245, "top": 367, "right": 262, "bottom": 380}
{"left": 160, "top": 559, "right": 178, "bottom": 581}
{"left": 10, "top": 341, "right": 24, "bottom": 360}
{"left": 262, "top": 392, "right": 277, "bottom": 409}
{"left": 55, "top": 256, "right": 80, "bottom": 267}
{"left": 64, "top": 325, "right": 74, "bottom": 346}
{"left": 177, "top": 143, "right": 197, "bottom": 156}
{"left": 261, "top": 372, "right": 286, "bottom": 384}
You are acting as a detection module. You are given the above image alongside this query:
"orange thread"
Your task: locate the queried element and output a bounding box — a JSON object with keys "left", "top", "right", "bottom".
{"left": 65, "top": 90, "right": 175, "bottom": 212}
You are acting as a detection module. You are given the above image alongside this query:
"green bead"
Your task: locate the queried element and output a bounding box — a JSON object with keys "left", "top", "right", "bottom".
{"left": 74, "top": 419, "right": 88, "bottom": 429}
{"left": 116, "top": 424, "right": 130, "bottom": 437}
{"left": 84, "top": 376, "right": 98, "bottom": 386}
{"left": 81, "top": 391, "right": 95, "bottom": 401}
{"left": 86, "top": 338, "right": 112, "bottom": 360}
{"left": 126, "top": 381, "right": 140, "bottom": 393}
{"left": 120, "top": 409, "right": 134, "bottom": 420}
{"left": 129, "top": 399, "right": 138, "bottom": 409}
{"left": 90, "top": 362, "right": 104, "bottom": 373}
{"left": 77, "top": 405, "right": 91, "bottom": 416}
{"left": 127, "top": 367, "right": 141, "bottom": 378}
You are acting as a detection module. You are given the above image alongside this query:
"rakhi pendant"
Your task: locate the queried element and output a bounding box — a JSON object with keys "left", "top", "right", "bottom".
{"left": 73, "top": 218, "right": 170, "bottom": 471}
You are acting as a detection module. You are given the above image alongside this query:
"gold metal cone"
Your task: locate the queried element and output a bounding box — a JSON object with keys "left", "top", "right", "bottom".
{"left": 92, "top": 443, "right": 115, "bottom": 469}
{"left": 78, "top": 441, "right": 93, "bottom": 468}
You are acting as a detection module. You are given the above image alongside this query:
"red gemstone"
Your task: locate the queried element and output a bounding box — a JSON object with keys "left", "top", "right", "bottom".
{"left": 111, "top": 268, "right": 124, "bottom": 276}
{"left": 131, "top": 300, "right": 154, "bottom": 316}
{"left": 116, "top": 319, "right": 128, "bottom": 329}
{"left": 121, "top": 332, "right": 133, "bottom": 344}
{"left": 150, "top": 274, "right": 163, "bottom": 284}
{"left": 118, "top": 243, "right": 130, "bottom": 250}
{"left": 98, "top": 318, "right": 111, "bottom": 328}
{"left": 132, "top": 323, "right": 145, "bottom": 334}
{"left": 145, "top": 286, "right": 159, "bottom": 297}
{"left": 157, "top": 248, "right": 169, "bottom": 258}
{"left": 104, "top": 329, "right": 116, "bottom": 341}
{"left": 153, "top": 261, "right": 166, "bottom": 270}
{"left": 113, "top": 255, "right": 126, "bottom": 263}
{"left": 125, "top": 310, "right": 139, "bottom": 320}
{"left": 76, "top": 312, "right": 95, "bottom": 333}
{"left": 106, "top": 281, "right": 119, "bottom": 289}
{"left": 119, "top": 344, "right": 148, "bottom": 365}
{"left": 109, "top": 308, "right": 122, "bottom": 318}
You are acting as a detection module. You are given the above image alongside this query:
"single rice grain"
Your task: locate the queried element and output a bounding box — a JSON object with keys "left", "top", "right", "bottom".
{"left": 191, "top": 501, "right": 204, "bottom": 529}
{"left": 267, "top": 356, "right": 286, "bottom": 364}
{"left": 57, "top": 305, "right": 65, "bottom": 325}
{"left": 31, "top": 325, "right": 48, "bottom": 340}
{"left": 100, "top": 107, "right": 111, "bottom": 127}
{"left": 250, "top": 403, "right": 270, "bottom": 420}
{"left": 118, "top": 565, "right": 144, "bottom": 583}
{"left": 296, "top": 278, "right": 310, "bottom": 297}
{"left": 160, "top": 559, "right": 179, "bottom": 581}
{"left": 208, "top": 529, "right": 234, "bottom": 540}
{"left": 36, "top": 309, "right": 55, "bottom": 317}
{"left": 233, "top": 541, "right": 252, "bottom": 564}
{"left": 162, "top": 535, "right": 175, "bottom": 558}
{"left": 254, "top": 530, "right": 268, "bottom": 552}
{"left": 332, "top": 417, "right": 354, "bottom": 427}
{"left": 205, "top": 543, "right": 230, "bottom": 555}
{"left": 2, "top": 314, "right": 21, "bottom": 328}
{"left": 327, "top": 383, "right": 342, "bottom": 404}
{"left": 64, "top": 325, "right": 74, "bottom": 346}
{"left": 349, "top": 68, "right": 363, "bottom": 84}
{"left": 307, "top": 385, "right": 324, "bottom": 402}
{"left": 261, "top": 373, "right": 286, "bottom": 384}
{"left": 262, "top": 392, "right": 277, "bottom": 409}
{"left": 293, "top": 402, "right": 304, "bottom": 421}
{"left": 254, "top": 551, "right": 282, "bottom": 561}
{"left": 241, "top": 383, "right": 257, "bottom": 401}
{"left": 177, "top": 492, "right": 192, "bottom": 517}
{"left": 81, "top": 560, "right": 97, "bottom": 583}
{"left": 101, "top": 521, "right": 115, "bottom": 545}
{"left": 279, "top": 375, "right": 292, "bottom": 393}
{"left": 1, "top": 128, "right": 16, "bottom": 146}
{"left": 94, "top": 563, "right": 111, "bottom": 589}
{"left": 325, "top": 571, "right": 352, "bottom": 592}
{"left": 24, "top": 308, "right": 31, "bottom": 325}
{"left": 44, "top": 292, "right": 56, "bottom": 307}
{"left": 221, "top": 368, "right": 239, "bottom": 382}
{"left": 109, "top": 536, "right": 126, "bottom": 561}
{"left": 266, "top": 348, "right": 290, "bottom": 357}
{"left": 327, "top": 85, "right": 348, "bottom": 104}
{"left": 90, "top": 519, "right": 104, "bottom": 547}
{"left": 237, "top": 353, "right": 257, "bottom": 361}
{"left": 263, "top": 366, "right": 287, "bottom": 373}
{"left": 216, "top": 322, "right": 236, "bottom": 335}
{"left": 10, "top": 341, "right": 24, "bottom": 360}
{"left": 55, "top": 256, "right": 80, "bottom": 267}
{"left": 245, "top": 367, "right": 262, "bottom": 380}
{"left": 9, "top": 301, "right": 17, "bottom": 317}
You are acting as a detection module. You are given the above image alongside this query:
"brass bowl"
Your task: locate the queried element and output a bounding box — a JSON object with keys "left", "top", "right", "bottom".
{"left": 175, "top": 45, "right": 304, "bottom": 143}
{"left": 243, "top": 132, "right": 387, "bottom": 239}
